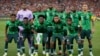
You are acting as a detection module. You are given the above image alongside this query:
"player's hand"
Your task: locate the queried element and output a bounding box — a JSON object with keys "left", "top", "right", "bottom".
{"left": 5, "top": 37, "right": 8, "bottom": 41}
{"left": 91, "top": 28, "right": 95, "bottom": 33}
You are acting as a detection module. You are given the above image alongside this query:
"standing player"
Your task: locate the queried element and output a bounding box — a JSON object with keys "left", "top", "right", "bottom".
{"left": 17, "top": 4, "right": 33, "bottom": 21}
{"left": 46, "top": 4, "right": 57, "bottom": 23}
{"left": 50, "top": 15, "right": 66, "bottom": 56}
{"left": 56, "top": 4, "right": 68, "bottom": 23}
{"left": 33, "top": 4, "right": 46, "bottom": 25}
{"left": 80, "top": 4, "right": 95, "bottom": 56}
{"left": 16, "top": 4, "right": 33, "bottom": 56}
{"left": 68, "top": 7, "right": 82, "bottom": 56}
{"left": 3, "top": 14, "right": 21, "bottom": 56}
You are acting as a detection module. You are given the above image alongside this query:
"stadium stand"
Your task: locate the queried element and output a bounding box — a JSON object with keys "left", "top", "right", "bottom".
{"left": 0, "top": 0, "right": 99, "bottom": 17}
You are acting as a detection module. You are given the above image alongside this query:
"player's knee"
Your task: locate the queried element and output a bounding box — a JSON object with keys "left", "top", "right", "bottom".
{"left": 88, "top": 39, "right": 92, "bottom": 45}
{"left": 62, "top": 40, "right": 65, "bottom": 45}
{"left": 67, "top": 41, "right": 70, "bottom": 45}
{"left": 77, "top": 40, "right": 81, "bottom": 44}
{"left": 81, "top": 39, "right": 84, "bottom": 43}
{"left": 50, "top": 41, "right": 54, "bottom": 47}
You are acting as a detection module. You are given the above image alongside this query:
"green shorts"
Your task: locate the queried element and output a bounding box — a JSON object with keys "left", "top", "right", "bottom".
{"left": 67, "top": 35, "right": 80, "bottom": 44}
{"left": 47, "top": 27, "right": 53, "bottom": 37}
{"left": 42, "top": 33, "right": 48, "bottom": 43}
{"left": 22, "top": 33, "right": 33, "bottom": 41}
{"left": 51, "top": 33, "right": 64, "bottom": 42}
{"left": 81, "top": 30, "right": 92, "bottom": 40}
{"left": 7, "top": 33, "right": 19, "bottom": 43}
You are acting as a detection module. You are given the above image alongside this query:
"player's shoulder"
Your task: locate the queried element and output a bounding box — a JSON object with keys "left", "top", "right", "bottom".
{"left": 6, "top": 20, "right": 10, "bottom": 23}
{"left": 6, "top": 20, "right": 11, "bottom": 25}
{"left": 17, "top": 9, "right": 23, "bottom": 14}
{"left": 61, "top": 21, "right": 66, "bottom": 25}
{"left": 18, "top": 9, "right": 23, "bottom": 12}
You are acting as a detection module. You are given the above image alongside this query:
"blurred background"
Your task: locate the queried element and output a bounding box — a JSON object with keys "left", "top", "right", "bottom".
{"left": 0, "top": 0, "right": 100, "bottom": 56}
{"left": 0, "top": 0, "right": 99, "bottom": 18}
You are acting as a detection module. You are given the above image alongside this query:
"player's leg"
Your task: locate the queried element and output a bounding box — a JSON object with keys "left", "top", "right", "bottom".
{"left": 27, "top": 34, "right": 34, "bottom": 55}
{"left": 70, "top": 37, "right": 74, "bottom": 54}
{"left": 42, "top": 33, "right": 48, "bottom": 55}
{"left": 67, "top": 36, "right": 73, "bottom": 56}
{"left": 47, "top": 29, "right": 53, "bottom": 54}
{"left": 63, "top": 38, "right": 67, "bottom": 56}
{"left": 28, "top": 34, "right": 34, "bottom": 56}
{"left": 3, "top": 34, "right": 13, "bottom": 56}
{"left": 18, "top": 32, "right": 24, "bottom": 55}
{"left": 21, "top": 34, "right": 26, "bottom": 56}
{"left": 42, "top": 33, "right": 49, "bottom": 56}
{"left": 86, "top": 30, "right": 94, "bottom": 56}
{"left": 50, "top": 34, "right": 56, "bottom": 56}
{"left": 46, "top": 35, "right": 50, "bottom": 54}
{"left": 34, "top": 33, "right": 39, "bottom": 56}
{"left": 14, "top": 33, "right": 21, "bottom": 56}
{"left": 53, "top": 40, "right": 57, "bottom": 55}
{"left": 57, "top": 38, "right": 62, "bottom": 54}
{"left": 75, "top": 35, "right": 81, "bottom": 56}
{"left": 80, "top": 30, "right": 86, "bottom": 56}
{"left": 57, "top": 34, "right": 64, "bottom": 55}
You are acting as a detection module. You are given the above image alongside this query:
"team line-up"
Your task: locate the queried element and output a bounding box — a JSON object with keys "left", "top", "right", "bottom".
{"left": 3, "top": 3, "right": 95, "bottom": 56}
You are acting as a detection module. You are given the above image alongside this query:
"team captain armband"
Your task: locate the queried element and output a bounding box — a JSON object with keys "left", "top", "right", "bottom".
{"left": 91, "top": 15, "right": 96, "bottom": 21}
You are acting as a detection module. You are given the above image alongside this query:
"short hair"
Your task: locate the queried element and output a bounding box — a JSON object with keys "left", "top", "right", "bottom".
{"left": 38, "top": 15, "right": 46, "bottom": 19}
{"left": 54, "top": 15, "right": 59, "bottom": 17}
{"left": 67, "top": 17, "right": 72, "bottom": 21}
{"left": 10, "top": 14, "right": 16, "bottom": 17}
{"left": 23, "top": 17, "right": 28, "bottom": 20}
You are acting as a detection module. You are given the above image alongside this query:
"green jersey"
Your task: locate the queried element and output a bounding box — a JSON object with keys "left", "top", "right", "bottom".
{"left": 69, "top": 11, "right": 80, "bottom": 26}
{"left": 80, "top": 11, "right": 93, "bottom": 30}
{"left": 67, "top": 23, "right": 78, "bottom": 36}
{"left": 56, "top": 11, "right": 68, "bottom": 23}
{"left": 33, "top": 11, "right": 46, "bottom": 24}
{"left": 45, "top": 8, "right": 57, "bottom": 23}
{"left": 51, "top": 21, "right": 66, "bottom": 34}
{"left": 6, "top": 20, "right": 21, "bottom": 34}
{"left": 21, "top": 23, "right": 33, "bottom": 34}
{"left": 33, "top": 21, "right": 48, "bottom": 33}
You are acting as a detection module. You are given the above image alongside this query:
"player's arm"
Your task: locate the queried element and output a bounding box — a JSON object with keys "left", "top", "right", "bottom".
{"left": 16, "top": 11, "right": 20, "bottom": 20}
{"left": 31, "top": 24, "right": 37, "bottom": 34}
{"left": 18, "top": 21, "right": 24, "bottom": 32}
{"left": 29, "top": 11, "right": 34, "bottom": 20}
{"left": 91, "top": 15, "right": 95, "bottom": 33}
{"left": 5, "top": 22, "right": 9, "bottom": 41}
{"left": 63, "top": 23, "right": 67, "bottom": 37}
{"left": 32, "top": 24, "right": 38, "bottom": 34}
{"left": 76, "top": 26, "right": 82, "bottom": 39}
{"left": 29, "top": 11, "right": 34, "bottom": 24}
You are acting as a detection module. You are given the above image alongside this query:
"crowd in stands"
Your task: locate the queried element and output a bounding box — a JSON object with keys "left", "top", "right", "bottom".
{"left": 0, "top": 0, "right": 100, "bottom": 17}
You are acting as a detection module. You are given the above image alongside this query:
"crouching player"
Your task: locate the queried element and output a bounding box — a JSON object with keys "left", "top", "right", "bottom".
{"left": 3, "top": 14, "right": 21, "bottom": 56}
{"left": 33, "top": 15, "right": 48, "bottom": 56}
{"left": 19, "top": 17, "right": 34, "bottom": 56}
{"left": 50, "top": 15, "right": 66, "bottom": 56}
{"left": 66, "top": 18, "right": 82, "bottom": 56}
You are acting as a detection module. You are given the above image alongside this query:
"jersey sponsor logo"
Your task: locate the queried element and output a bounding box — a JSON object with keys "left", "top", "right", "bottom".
{"left": 20, "top": 15, "right": 23, "bottom": 19}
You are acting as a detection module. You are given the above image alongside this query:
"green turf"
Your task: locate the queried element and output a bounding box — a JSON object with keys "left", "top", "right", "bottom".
{"left": 0, "top": 20, "right": 100, "bottom": 56}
